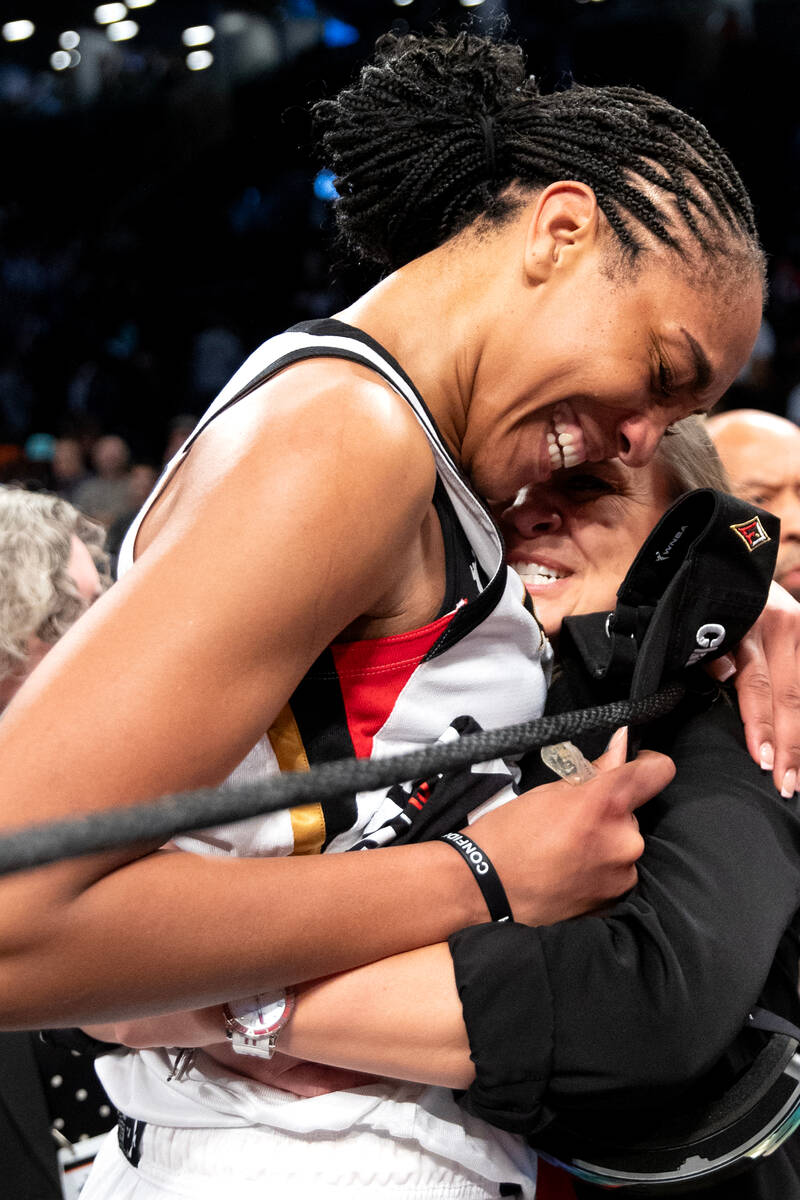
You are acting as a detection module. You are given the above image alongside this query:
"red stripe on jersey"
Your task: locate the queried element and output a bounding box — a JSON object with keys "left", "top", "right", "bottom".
{"left": 535, "top": 1160, "right": 579, "bottom": 1199}
{"left": 330, "top": 609, "right": 458, "bottom": 760}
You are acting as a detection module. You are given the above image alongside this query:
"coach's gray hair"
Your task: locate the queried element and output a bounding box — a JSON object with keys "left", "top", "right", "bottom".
{"left": 655, "top": 415, "right": 731, "bottom": 500}
{"left": 0, "top": 487, "right": 111, "bottom": 682}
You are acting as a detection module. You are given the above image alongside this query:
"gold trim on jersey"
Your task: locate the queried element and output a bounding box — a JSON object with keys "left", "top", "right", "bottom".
{"left": 267, "top": 704, "right": 326, "bottom": 855}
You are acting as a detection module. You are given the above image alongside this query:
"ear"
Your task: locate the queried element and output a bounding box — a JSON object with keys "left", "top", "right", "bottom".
{"left": 523, "top": 182, "right": 601, "bottom": 285}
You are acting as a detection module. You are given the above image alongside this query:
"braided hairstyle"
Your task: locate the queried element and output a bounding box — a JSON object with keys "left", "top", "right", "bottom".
{"left": 313, "top": 30, "right": 762, "bottom": 278}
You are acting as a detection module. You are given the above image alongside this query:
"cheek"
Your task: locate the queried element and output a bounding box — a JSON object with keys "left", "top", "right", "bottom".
{"left": 576, "top": 571, "right": 620, "bottom": 615}
{"left": 578, "top": 526, "right": 642, "bottom": 605}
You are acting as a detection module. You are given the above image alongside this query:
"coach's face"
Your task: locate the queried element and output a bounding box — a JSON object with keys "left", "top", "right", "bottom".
{"left": 497, "top": 460, "right": 671, "bottom": 639}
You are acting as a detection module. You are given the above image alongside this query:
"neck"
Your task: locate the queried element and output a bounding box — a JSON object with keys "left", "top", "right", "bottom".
{"left": 336, "top": 229, "right": 510, "bottom": 467}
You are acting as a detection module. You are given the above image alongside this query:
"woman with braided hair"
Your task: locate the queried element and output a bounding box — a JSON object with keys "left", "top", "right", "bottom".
{"left": 0, "top": 26, "right": 796, "bottom": 1200}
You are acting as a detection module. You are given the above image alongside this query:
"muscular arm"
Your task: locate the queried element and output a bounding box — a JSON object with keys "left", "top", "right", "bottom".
{"left": 0, "top": 360, "right": 670, "bottom": 1029}
{"left": 103, "top": 694, "right": 800, "bottom": 1125}
{"left": 0, "top": 365, "right": 489, "bottom": 1027}
{"left": 259, "top": 689, "right": 800, "bottom": 1103}
{"left": 86, "top": 943, "right": 471, "bottom": 1090}
{"left": 283, "top": 698, "right": 800, "bottom": 1121}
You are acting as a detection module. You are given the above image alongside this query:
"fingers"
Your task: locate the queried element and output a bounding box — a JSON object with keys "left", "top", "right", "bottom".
{"left": 729, "top": 583, "right": 800, "bottom": 795}
{"left": 594, "top": 726, "right": 628, "bottom": 771}
{"left": 596, "top": 749, "right": 676, "bottom": 813}
{"left": 706, "top": 653, "right": 737, "bottom": 683}
{"left": 760, "top": 659, "right": 800, "bottom": 797}
{"left": 731, "top": 636, "right": 776, "bottom": 773}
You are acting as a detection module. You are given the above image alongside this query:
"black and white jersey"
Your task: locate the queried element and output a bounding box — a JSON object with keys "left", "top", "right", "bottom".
{"left": 103, "top": 320, "right": 548, "bottom": 1193}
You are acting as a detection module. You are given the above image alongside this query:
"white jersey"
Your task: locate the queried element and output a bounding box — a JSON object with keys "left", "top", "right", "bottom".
{"left": 100, "top": 319, "right": 551, "bottom": 1195}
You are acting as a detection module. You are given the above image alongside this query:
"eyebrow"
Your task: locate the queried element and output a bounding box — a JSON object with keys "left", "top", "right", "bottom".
{"left": 741, "top": 478, "right": 776, "bottom": 490}
{"left": 679, "top": 327, "right": 713, "bottom": 394}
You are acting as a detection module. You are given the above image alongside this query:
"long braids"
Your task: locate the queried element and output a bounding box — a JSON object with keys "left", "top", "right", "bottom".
{"left": 312, "top": 30, "right": 761, "bottom": 274}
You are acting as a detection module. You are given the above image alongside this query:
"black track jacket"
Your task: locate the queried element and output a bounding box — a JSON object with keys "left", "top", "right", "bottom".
{"left": 449, "top": 640, "right": 800, "bottom": 1198}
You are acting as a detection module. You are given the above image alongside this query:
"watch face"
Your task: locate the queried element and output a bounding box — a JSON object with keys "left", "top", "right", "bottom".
{"left": 226, "top": 991, "right": 294, "bottom": 1038}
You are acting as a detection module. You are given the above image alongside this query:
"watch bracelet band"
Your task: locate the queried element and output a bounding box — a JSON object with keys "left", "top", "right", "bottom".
{"left": 228, "top": 1031, "right": 280, "bottom": 1059}
{"left": 438, "top": 831, "right": 513, "bottom": 923}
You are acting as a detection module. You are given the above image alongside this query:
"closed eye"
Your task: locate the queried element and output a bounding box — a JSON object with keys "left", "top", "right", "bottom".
{"left": 562, "top": 473, "right": 617, "bottom": 497}
{"left": 657, "top": 359, "right": 676, "bottom": 400}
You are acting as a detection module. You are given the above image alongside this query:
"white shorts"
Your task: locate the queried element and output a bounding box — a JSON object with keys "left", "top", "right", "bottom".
{"left": 81, "top": 1121, "right": 530, "bottom": 1199}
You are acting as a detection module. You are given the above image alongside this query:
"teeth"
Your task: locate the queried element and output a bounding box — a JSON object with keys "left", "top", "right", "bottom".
{"left": 514, "top": 562, "right": 566, "bottom": 587}
{"left": 547, "top": 405, "right": 587, "bottom": 473}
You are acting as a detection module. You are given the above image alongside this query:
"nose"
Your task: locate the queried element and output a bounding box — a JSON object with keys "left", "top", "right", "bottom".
{"left": 615, "top": 414, "right": 667, "bottom": 469}
{"left": 500, "top": 489, "right": 563, "bottom": 540}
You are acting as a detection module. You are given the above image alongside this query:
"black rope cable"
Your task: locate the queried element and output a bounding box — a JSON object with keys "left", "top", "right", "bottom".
{"left": 0, "top": 684, "right": 685, "bottom": 878}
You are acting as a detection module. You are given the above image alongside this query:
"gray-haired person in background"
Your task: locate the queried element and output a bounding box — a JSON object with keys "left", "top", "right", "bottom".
{"left": 0, "top": 486, "right": 113, "bottom": 1200}
{"left": 0, "top": 486, "right": 109, "bottom": 712}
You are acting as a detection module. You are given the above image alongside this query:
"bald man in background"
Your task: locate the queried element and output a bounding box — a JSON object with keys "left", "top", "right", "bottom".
{"left": 707, "top": 410, "right": 800, "bottom": 601}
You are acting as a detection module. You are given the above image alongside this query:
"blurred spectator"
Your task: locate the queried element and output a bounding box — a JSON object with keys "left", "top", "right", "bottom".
{"left": 0, "top": 434, "right": 55, "bottom": 488}
{"left": 0, "top": 443, "right": 23, "bottom": 479}
{"left": 24, "top": 432, "right": 55, "bottom": 473}
{"left": 72, "top": 434, "right": 131, "bottom": 528}
{"left": 162, "top": 413, "right": 198, "bottom": 465}
{"left": 105, "top": 461, "right": 159, "bottom": 574}
{"left": 127, "top": 462, "right": 158, "bottom": 510}
{"left": 0, "top": 486, "right": 115, "bottom": 1198}
{"left": 707, "top": 409, "right": 800, "bottom": 599}
{"left": 51, "top": 436, "right": 90, "bottom": 504}
{"left": 0, "top": 487, "right": 109, "bottom": 709}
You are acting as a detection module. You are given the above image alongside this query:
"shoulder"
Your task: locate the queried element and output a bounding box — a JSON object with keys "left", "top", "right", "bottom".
{"left": 133, "top": 354, "right": 441, "bottom": 624}
{"left": 655, "top": 689, "right": 756, "bottom": 781}
{"left": 643, "top": 688, "right": 797, "bottom": 839}
{"left": 187, "top": 355, "right": 438, "bottom": 522}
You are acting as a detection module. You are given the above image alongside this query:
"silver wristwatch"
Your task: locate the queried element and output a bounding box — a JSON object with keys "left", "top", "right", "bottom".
{"left": 222, "top": 989, "right": 295, "bottom": 1059}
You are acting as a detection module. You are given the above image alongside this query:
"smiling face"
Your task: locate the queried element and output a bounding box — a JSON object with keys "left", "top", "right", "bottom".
{"left": 460, "top": 186, "right": 763, "bottom": 504}
{"left": 498, "top": 459, "right": 674, "bottom": 639}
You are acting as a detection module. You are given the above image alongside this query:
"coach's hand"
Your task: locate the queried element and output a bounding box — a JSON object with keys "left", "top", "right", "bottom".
{"left": 708, "top": 580, "right": 800, "bottom": 799}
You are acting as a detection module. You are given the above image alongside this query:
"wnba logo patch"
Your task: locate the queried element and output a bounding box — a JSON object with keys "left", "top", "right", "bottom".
{"left": 730, "top": 515, "right": 770, "bottom": 552}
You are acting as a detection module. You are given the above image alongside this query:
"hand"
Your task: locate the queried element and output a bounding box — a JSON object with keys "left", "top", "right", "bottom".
{"left": 87, "top": 1009, "right": 377, "bottom": 1099}
{"left": 82, "top": 1006, "right": 225, "bottom": 1050}
{"left": 467, "top": 731, "right": 674, "bottom": 926}
{"left": 707, "top": 581, "right": 800, "bottom": 797}
{"left": 203, "top": 1044, "right": 378, "bottom": 1097}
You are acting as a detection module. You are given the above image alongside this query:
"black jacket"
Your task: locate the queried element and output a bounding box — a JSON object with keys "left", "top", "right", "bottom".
{"left": 449, "top": 653, "right": 800, "bottom": 1197}
{"left": 446, "top": 489, "right": 800, "bottom": 1196}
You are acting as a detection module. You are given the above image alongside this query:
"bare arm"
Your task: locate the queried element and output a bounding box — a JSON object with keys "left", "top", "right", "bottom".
{"left": 88, "top": 944, "right": 471, "bottom": 1090}
{"left": 0, "top": 361, "right": 672, "bottom": 1028}
{"left": 84, "top": 736, "right": 670, "bottom": 1091}
{"left": 281, "top": 945, "right": 472, "bottom": 1088}
{"left": 0, "top": 366, "right": 487, "bottom": 1025}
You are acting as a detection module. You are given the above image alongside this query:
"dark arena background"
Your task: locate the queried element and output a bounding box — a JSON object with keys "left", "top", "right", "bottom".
{"left": 0, "top": 0, "right": 798, "bottom": 474}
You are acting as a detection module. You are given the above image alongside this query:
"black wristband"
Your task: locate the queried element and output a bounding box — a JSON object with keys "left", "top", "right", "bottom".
{"left": 439, "top": 831, "right": 513, "bottom": 923}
